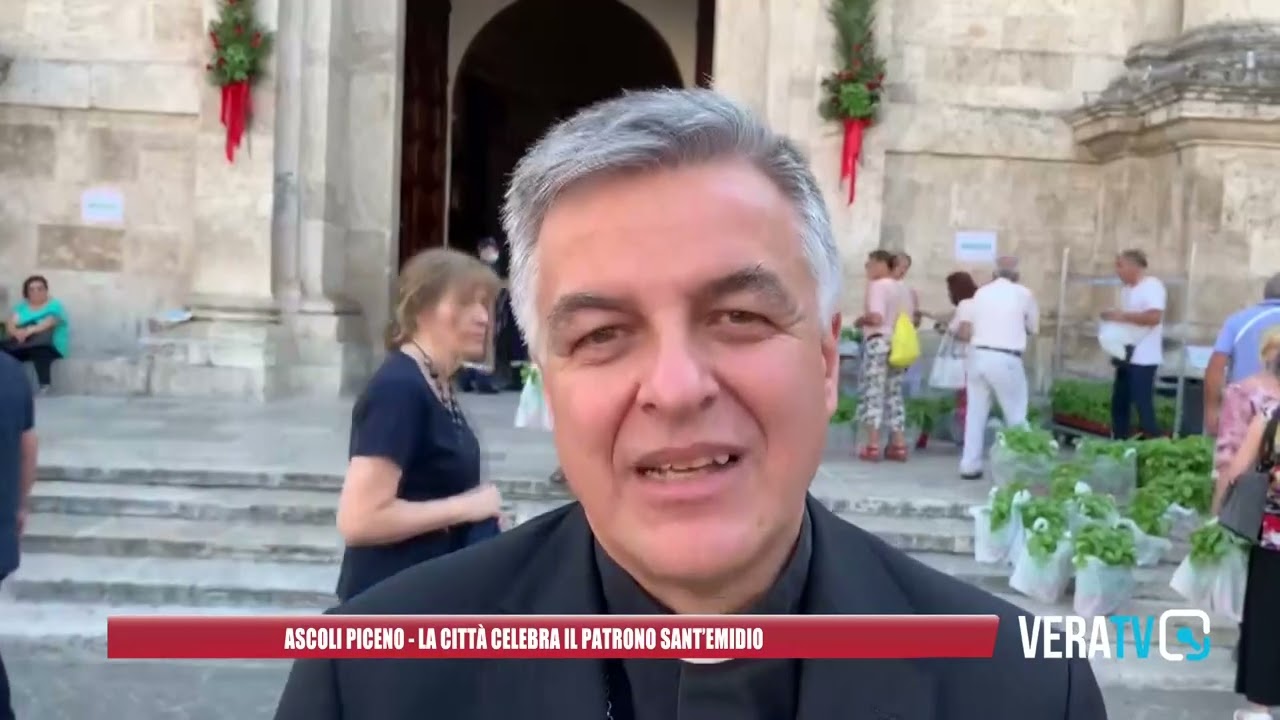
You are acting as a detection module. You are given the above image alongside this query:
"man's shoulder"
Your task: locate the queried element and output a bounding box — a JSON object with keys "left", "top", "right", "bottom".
{"left": 332, "top": 505, "right": 575, "bottom": 616}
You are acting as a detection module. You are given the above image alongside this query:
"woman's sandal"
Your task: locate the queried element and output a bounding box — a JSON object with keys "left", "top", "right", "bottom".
{"left": 885, "top": 444, "right": 909, "bottom": 462}
{"left": 857, "top": 445, "right": 882, "bottom": 462}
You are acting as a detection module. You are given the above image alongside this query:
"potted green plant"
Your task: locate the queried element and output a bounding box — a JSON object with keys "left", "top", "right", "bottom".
{"left": 1169, "top": 519, "right": 1248, "bottom": 621}
{"left": 989, "top": 427, "right": 1059, "bottom": 490}
{"left": 1071, "top": 522, "right": 1138, "bottom": 616}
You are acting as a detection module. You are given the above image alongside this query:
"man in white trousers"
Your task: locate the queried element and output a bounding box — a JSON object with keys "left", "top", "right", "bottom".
{"left": 956, "top": 257, "right": 1040, "bottom": 479}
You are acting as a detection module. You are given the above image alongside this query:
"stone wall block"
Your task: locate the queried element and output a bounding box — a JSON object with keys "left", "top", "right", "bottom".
{"left": 151, "top": 1, "right": 204, "bottom": 47}
{"left": 124, "top": 229, "right": 185, "bottom": 276}
{"left": 36, "top": 224, "right": 125, "bottom": 272}
{"left": 89, "top": 62, "right": 201, "bottom": 115}
{"left": 0, "top": 60, "right": 93, "bottom": 109}
{"left": 0, "top": 124, "right": 56, "bottom": 179}
{"left": 86, "top": 127, "right": 141, "bottom": 181}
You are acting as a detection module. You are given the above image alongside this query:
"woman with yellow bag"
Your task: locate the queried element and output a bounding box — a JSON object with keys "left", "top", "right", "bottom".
{"left": 854, "top": 250, "right": 922, "bottom": 461}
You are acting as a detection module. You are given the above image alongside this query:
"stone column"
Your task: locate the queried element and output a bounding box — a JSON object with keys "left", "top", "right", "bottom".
{"left": 272, "top": 0, "right": 304, "bottom": 308}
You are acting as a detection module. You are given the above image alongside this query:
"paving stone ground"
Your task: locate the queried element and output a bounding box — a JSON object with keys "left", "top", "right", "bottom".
{"left": 5, "top": 392, "right": 1253, "bottom": 718}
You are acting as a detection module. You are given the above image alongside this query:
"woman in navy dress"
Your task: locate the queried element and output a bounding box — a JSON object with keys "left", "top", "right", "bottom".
{"left": 335, "top": 248, "right": 505, "bottom": 601}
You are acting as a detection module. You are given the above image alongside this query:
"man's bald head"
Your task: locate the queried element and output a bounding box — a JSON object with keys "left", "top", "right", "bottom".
{"left": 995, "top": 256, "right": 1020, "bottom": 281}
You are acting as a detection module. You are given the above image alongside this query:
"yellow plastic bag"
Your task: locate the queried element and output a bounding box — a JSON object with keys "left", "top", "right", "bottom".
{"left": 888, "top": 312, "right": 920, "bottom": 368}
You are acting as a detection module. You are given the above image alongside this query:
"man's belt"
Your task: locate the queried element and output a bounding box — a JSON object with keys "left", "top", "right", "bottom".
{"left": 974, "top": 345, "right": 1023, "bottom": 358}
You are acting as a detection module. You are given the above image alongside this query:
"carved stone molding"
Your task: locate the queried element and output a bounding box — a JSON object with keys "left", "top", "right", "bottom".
{"left": 1067, "top": 22, "right": 1280, "bottom": 160}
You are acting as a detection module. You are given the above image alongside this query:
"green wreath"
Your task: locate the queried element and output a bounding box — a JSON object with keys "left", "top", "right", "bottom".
{"left": 206, "top": 0, "right": 273, "bottom": 86}
{"left": 819, "top": 0, "right": 886, "bottom": 122}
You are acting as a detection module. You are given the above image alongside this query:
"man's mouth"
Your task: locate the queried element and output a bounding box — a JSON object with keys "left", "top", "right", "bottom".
{"left": 636, "top": 454, "right": 742, "bottom": 480}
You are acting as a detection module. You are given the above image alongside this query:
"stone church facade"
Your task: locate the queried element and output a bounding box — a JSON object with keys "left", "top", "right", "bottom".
{"left": 0, "top": 0, "right": 1277, "bottom": 397}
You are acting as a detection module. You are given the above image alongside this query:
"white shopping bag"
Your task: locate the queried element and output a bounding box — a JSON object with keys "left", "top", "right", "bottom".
{"left": 1073, "top": 556, "right": 1136, "bottom": 617}
{"left": 927, "top": 335, "right": 966, "bottom": 390}
{"left": 1009, "top": 540, "right": 1074, "bottom": 603}
{"left": 514, "top": 372, "right": 553, "bottom": 430}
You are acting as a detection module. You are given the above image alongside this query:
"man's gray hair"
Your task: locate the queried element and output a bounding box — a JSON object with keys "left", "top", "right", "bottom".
{"left": 1264, "top": 273, "right": 1280, "bottom": 300}
{"left": 501, "top": 89, "right": 841, "bottom": 356}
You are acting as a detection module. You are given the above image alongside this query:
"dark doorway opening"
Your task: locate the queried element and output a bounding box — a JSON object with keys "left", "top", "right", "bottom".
{"left": 447, "top": 0, "right": 685, "bottom": 269}
{"left": 398, "top": 0, "right": 452, "bottom": 267}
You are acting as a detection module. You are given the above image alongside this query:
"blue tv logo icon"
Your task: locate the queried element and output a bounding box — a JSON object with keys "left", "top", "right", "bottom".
{"left": 1159, "top": 610, "right": 1211, "bottom": 662}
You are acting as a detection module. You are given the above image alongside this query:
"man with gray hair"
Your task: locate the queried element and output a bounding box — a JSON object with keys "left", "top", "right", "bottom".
{"left": 275, "top": 90, "right": 1101, "bottom": 720}
{"left": 954, "top": 256, "right": 1040, "bottom": 479}
{"left": 1204, "top": 273, "right": 1280, "bottom": 434}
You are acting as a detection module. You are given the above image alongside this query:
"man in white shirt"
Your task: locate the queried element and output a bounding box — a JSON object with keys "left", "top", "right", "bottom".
{"left": 1102, "top": 249, "right": 1166, "bottom": 439}
{"left": 954, "top": 257, "right": 1040, "bottom": 479}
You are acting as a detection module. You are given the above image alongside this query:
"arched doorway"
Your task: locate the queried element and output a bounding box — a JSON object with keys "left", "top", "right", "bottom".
{"left": 446, "top": 0, "right": 685, "bottom": 268}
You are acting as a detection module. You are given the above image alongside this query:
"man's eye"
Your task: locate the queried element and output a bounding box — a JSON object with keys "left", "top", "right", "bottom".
{"left": 713, "top": 310, "right": 766, "bottom": 325}
{"left": 577, "top": 326, "right": 622, "bottom": 348}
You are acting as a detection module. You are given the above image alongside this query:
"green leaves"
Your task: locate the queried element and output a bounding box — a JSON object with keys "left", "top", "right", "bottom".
{"left": 820, "top": 0, "right": 885, "bottom": 122}
{"left": 1072, "top": 522, "right": 1138, "bottom": 569}
{"left": 1074, "top": 491, "right": 1117, "bottom": 522}
{"left": 207, "top": 0, "right": 273, "bottom": 87}
{"left": 1125, "top": 485, "right": 1172, "bottom": 537}
{"left": 1049, "top": 462, "right": 1089, "bottom": 501}
{"left": 1189, "top": 520, "right": 1247, "bottom": 566}
{"left": 989, "top": 481, "right": 1028, "bottom": 532}
{"left": 998, "top": 427, "right": 1057, "bottom": 458}
{"left": 1020, "top": 496, "right": 1069, "bottom": 537}
{"left": 1078, "top": 439, "right": 1135, "bottom": 461}
{"left": 1050, "top": 379, "right": 1177, "bottom": 435}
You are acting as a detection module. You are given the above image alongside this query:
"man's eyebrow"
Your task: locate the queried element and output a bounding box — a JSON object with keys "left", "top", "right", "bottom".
{"left": 697, "top": 265, "right": 799, "bottom": 314}
{"left": 546, "top": 293, "right": 633, "bottom": 333}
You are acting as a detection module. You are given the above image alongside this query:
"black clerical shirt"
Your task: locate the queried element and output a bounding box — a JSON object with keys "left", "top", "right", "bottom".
{"left": 594, "top": 512, "right": 813, "bottom": 720}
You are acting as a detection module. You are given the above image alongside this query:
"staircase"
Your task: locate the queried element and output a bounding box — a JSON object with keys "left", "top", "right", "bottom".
{"left": 5, "top": 461, "right": 1235, "bottom": 691}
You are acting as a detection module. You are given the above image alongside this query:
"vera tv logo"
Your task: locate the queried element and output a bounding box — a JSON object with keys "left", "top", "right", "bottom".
{"left": 1019, "top": 610, "right": 1211, "bottom": 661}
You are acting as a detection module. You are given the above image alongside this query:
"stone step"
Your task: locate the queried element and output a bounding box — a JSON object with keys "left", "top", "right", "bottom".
{"left": 26, "top": 481, "right": 567, "bottom": 527}
{"left": 7, "top": 553, "right": 338, "bottom": 609}
{"left": 0, "top": 597, "right": 328, "bottom": 644}
{"left": 21, "top": 513, "right": 343, "bottom": 563}
{"left": 36, "top": 464, "right": 977, "bottom": 521}
{"left": 21, "top": 510, "right": 982, "bottom": 564}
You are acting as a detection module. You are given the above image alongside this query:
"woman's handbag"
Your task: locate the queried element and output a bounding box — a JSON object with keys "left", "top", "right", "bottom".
{"left": 928, "top": 334, "right": 966, "bottom": 390}
{"left": 1218, "top": 470, "right": 1269, "bottom": 544}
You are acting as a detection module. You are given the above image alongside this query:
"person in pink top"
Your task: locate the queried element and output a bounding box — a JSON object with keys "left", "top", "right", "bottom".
{"left": 1214, "top": 328, "right": 1280, "bottom": 481}
{"left": 854, "top": 250, "right": 909, "bottom": 461}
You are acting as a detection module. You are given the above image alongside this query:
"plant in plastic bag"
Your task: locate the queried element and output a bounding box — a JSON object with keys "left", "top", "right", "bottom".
{"left": 1020, "top": 495, "right": 1069, "bottom": 538}
{"left": 1147, "top": 471, "right": 1213, "bottom": 515}
{"left": 1071, "top": 522, "right": 1137, "bottom": 569}
{"left": 1072, "top": 488, "right": 1118, "bottom": 525}
{"left": 1172, "top": 519, "right": 1251, "bottom": 621}
{"left": 991, "top": 428, "right": 1059, "bottom": 490}
{"left": 988, "top": 480, "right": 1029, "bottom": 533}
{"left": 1126, "top": 484, "right": 1172, "bottom": 538}
{"left": 1077, "top": 439, "right": 1138, "bottom": 502}
{"left": 1049, "top": 462, "right": 1090, "bottom": 502}
{"left": 971, "top": 486, "right": 1013, "bottom": 565}
{"left": 1072, "top": 522, "right": 1138, "bottom": 616}
{"left": 1115, "top": 517, "right": 1172, "bottom": 567}
{"left": 1009, "top": 520, "right": 1074, "bottom": 603}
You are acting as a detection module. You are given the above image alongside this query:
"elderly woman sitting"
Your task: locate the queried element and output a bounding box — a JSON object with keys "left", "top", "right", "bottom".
{"left": 2, "top": 275, "right": 69, "bottom": 393}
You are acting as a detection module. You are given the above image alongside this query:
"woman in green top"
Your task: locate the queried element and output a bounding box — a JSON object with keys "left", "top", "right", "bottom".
{"left": 3, "top": 275, "right": 69, "bottom": 392}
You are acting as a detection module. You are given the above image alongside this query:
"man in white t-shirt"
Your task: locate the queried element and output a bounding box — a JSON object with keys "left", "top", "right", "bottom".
{"left": 1101, "top": 249, "right": 1166, "bottom": 439}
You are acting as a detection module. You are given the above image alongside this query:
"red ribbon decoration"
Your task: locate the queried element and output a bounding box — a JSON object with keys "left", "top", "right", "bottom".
{"left": 220, "top": 81, "right": 252, "bottom": 162}
{"left": 840, "top": 117, "right": 869, "bottom": 205}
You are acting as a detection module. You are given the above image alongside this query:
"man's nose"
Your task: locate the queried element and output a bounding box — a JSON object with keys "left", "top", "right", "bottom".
{"left": 635, "top": 334, "right": 717, "bottom": 417}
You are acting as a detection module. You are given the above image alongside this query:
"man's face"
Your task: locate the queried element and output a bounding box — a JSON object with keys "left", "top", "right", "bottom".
{"left": 535, "top": 160, "right": 840, "bottom": 591}
{"left": 1115, "top": 256, "right": 1138, "bottom": 284}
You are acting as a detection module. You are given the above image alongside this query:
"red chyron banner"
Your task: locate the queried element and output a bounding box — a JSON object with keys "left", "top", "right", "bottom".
{"left": 107, "top": 614, "right": 999, "bottom": 660}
